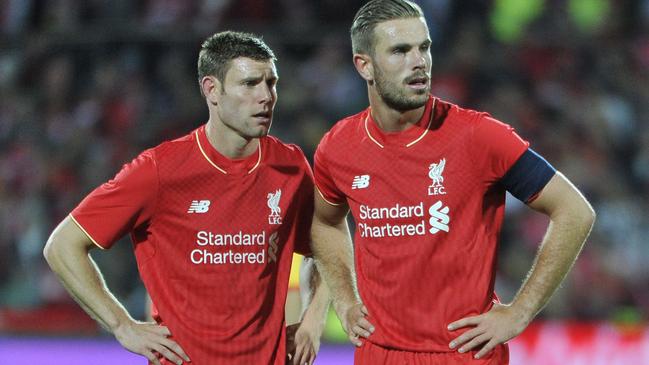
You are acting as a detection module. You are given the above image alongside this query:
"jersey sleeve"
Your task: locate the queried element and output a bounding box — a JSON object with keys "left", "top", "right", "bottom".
{"left": 471, "top": 114, "right": 530, "bottom": 183}
{"left": 70, "top": 150, "right": 159, "bottom": 249}
{"left": 293, "top": 148, "right": 315, "bottom": 257}
{"left": 313, "top": 132, "right": 346, "bottom": 206}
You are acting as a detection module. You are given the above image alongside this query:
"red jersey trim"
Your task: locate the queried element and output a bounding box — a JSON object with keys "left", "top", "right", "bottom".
{"left": 194, "top": 130, "right": 263, "bottom": 175}
{"left": 69, "top": 214, "right": 106, "bottom": 250}
{"left": 316, "top": 186, "right": 342, "bottom": 206}
{"left": 363, "top": 98, "right": 436, "bottom": 148}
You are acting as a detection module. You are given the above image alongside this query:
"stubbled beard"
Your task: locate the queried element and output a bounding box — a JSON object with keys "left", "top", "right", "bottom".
{"left": 374, "top": 67, "right": 428, "bottom": 111}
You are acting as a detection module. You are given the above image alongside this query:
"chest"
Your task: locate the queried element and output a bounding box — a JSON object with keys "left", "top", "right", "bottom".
{"left": 155, "top": 167, "right": 303, "bottom": 232}
{"left": 333, "top": 141, "right": 480, "bottom": 210}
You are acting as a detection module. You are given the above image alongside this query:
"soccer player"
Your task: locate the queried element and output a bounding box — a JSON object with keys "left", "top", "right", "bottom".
{"left": 310, "top": 1, "right": 596, "bottom": 364}
{"left": 43, "top": 31, "right": 329, "bottom": 365}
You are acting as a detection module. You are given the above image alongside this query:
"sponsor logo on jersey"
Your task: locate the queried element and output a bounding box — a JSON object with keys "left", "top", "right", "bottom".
{"left": 428, "top": 158, "right": 447, "bottom": 196}
{"left": 192, "top": 230, "right": 269, "bottom": 265}
{"left": 352, "top": 175, "right": 370, "bottom": 189}
{"left": 428, "top": 200, "right": 450, "bottom": 233}
{"left": 187, "top": 200, "right": 211, "bottom": 213}
{"left": 268, "top": 231, "right": 279, "bottom": 263}
{"left": 357, "top": 200, "right": 451, "bottom": 238}
{"left": 267, "top": 189, "right": 282, "bottom": 225}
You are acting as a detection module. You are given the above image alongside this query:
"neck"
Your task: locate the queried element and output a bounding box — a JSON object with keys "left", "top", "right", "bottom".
{"left": 368, "top": 86, "right": 426, "bottom": 132}
{"left": 205, "top": 118, "right": 259, "bottom": 159}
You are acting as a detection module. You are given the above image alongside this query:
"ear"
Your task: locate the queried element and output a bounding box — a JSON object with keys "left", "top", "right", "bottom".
{"left": 201, "top": 76, "right": 222, "bottom": 105}
{"left": 353, "top": 53, "right": 374, "bottom": 82}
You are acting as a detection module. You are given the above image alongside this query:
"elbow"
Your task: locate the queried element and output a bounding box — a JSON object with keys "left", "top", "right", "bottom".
{"left": 574, "top": 199, "right": 596, "bottom": 234}
{"left": 43, "top": 236, "right": 57, "bottom": 266}
{"left": 43, "top": 233, "right": 65, "bottom": 270}
{"left": 583, "top": 200, "right": 596, "bottom": 229}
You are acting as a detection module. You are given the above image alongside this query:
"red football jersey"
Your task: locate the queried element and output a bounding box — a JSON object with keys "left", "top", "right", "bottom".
{"left": 72, "top": 125, "right": 314, "bottom": 365}
{"left": 314, "top": 96, "right": 529, "bottom": 353}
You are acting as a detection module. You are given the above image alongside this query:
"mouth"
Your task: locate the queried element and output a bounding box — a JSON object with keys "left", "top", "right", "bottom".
{"left": 405, "top": 75, "right": 429, "bottom": 90}
{"left": 252, "top": 111, "right": 272, "bottom": 124}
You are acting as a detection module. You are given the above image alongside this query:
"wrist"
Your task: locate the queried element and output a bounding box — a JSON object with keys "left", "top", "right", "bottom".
{"left": 109, "top": 313, "right": 135, "bottom": 334}
{"left": 333, "top": 298, "right": 358, "bottom": 317}
{"left": 507, "top": 301, "right": 535, "bottom": 326}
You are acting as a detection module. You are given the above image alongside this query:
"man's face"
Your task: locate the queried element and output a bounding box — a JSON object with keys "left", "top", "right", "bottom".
{"left": 215, "top": 57, "right": 278, "bottom": 139}
{"left": 370, "top": 17, "right": 432, "bottom": 111}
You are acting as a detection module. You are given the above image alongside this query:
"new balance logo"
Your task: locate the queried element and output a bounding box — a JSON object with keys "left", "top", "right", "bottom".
{"left": 428, "top": 201, "right": 450, "bottom": 234}
{"left": 352, "top": 175, "right": 370, "bottom": 189}
{"left": 187, "top": 200, "right": 211, "bottom": 214}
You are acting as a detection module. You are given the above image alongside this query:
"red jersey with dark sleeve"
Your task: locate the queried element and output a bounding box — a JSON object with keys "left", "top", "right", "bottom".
{"left": 72, "top": 125, "right": 314, "bottom": 365}
{"left": 313, "top": 96, "right": 529, "bottom": 354}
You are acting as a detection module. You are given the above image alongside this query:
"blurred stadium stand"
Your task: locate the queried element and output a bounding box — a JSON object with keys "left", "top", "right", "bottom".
{"left": 1, "top": 0, "right": 649, "bottom": 363}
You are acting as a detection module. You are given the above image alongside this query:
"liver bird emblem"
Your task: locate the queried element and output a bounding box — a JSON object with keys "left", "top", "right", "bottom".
{"left": 428, "top": 158, "right": 446, "bottom": 186}
{"left": 267, "top": 189, "right": 282, "bottom": 217}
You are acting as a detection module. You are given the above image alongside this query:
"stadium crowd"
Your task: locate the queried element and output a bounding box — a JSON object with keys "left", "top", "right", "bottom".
{"left": 1, "top": 0, "right": 648, "bottom": 329}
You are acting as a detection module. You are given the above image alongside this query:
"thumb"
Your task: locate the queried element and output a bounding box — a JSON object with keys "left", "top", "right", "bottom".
{"left": 361, "top": 305, "right": 369, "bottom": 316}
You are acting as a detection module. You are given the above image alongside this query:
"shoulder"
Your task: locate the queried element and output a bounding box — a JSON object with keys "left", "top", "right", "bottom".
{"left": 264, "top": 135, "right": 311, "bottom": 171}
{"left": 264, "top": 135, "right": 306, "bottom": 159}
{"left": 318, "top": 110, "right": 367, "bottom": 151}
{"left": 434, "top": 98, "right": 485, "bottom": 127}
{"left": 147, "top": 128, "right": 199, "bottom": 163}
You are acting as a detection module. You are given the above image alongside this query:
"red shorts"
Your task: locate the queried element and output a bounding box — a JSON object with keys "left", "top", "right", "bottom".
{"left": 354, "top": 341, "right": 509, "bottom": 365}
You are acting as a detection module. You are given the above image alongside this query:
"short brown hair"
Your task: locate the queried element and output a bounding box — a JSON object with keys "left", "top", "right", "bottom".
{"left": 351, "top": 0, "right": 424, "bottom": 55}
{"left": 197, "top": 31, "right": 276, "bottom": 84}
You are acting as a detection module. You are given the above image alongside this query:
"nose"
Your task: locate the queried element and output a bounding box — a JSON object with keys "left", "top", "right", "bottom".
{"left": 411, "top": 49, "right": 427, "bottom": 71}
{"left": 258, "top": 83, "right": 274, "bottom": 104}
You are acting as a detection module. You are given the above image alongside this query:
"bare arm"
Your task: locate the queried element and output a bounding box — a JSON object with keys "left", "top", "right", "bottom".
{"left": 43, "top": 216, "right": 189, "bottom": 365}
{"left": 298, "top": 257, "right": 330, "bottom": 326}
{"left": 310, "top": 190, "right": 374, "bottom": 346}
{"left": 509, "top": 171, "right": 595, "bottom": 319}
{"left": 449, "top": 172, "right": 596, "bottom": 358}
{"left": 288, "top": 257, "right": 331, "bottom": 365}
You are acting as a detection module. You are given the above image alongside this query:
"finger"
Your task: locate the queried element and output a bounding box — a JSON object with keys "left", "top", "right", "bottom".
{"left": 448, "top": 315, "right": 481, "bottom": 331}
{"left": 292, "top": 343, "right": 305, "bottom": 365}
{"left": 307, "top": 350, "right": 316, "bottom": 365}
{"left": 296, "top": 345, "right": 309, "bottom": 365}
{"left": 154, "top": 325, "right": 172, "bottom": 336}
{"left": 475, "top": 339, "right": 499, "bottom": 359}
{"left": 356, "top": 317, "right": 375, "bottom": 334}
{"left": 301, "top": 348, "right": 314, "bottom": 365}
{"left": 352, "top": 324, "right": 371, "bottom": 338}
{"left": 361, "top": 305, "right": 369, "bottom": 316}
{"left": 449, "top": 327, "right": 484, "bottom": 349}
{"left": 144, "top": 351, "right": 162, "bottom": 365}
{"left": 151, "top": 343, "right": 183, "bottom": 365}
{"left": 160, "top": 338, "right": 191, "bottom": 362}
{"left": 458, "top": 333, "right": 490, "bottom": 353}
{"left": 349, "top": 334, "right": 363, "bottom": 347}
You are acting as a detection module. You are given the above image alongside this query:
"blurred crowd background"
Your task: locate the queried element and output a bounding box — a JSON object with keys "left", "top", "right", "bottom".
{"left": 1, "top": 0, "right": 648, "bottom": 337}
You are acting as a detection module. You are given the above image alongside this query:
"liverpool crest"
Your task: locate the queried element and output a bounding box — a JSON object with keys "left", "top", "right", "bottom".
{"left": 428, "top": 158, "right": 447, "bottom": 196}
{"left": 267, "top": 189, "right": 282, "bottom": 225}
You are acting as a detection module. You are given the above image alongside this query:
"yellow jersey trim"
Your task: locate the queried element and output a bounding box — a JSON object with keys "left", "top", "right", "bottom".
{"left": 69, "top": 214, "right": 106, "bottom": 250}
{"left": 196, "top": 130, "right": 228, "bottom": 174}
{"left": 316, "top": 186, "right": 342, "bottom": 206}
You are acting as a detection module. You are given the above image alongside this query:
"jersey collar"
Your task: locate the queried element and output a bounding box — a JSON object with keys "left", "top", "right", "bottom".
{"left": 195, "top": 125, "right": 262, "bottom": 175}
{"left": 364, "top": 96, "right": 436, "bottom": 148}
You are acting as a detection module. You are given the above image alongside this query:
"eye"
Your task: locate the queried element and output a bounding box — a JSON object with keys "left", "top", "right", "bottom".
{"left": 393, "top": 47, "right": 408, "bottom": 54}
